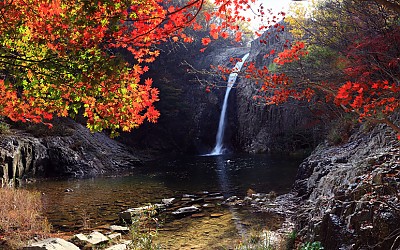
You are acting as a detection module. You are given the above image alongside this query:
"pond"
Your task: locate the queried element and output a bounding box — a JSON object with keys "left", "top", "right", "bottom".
{"left": 26, "top": 153, "right": 301, "bottom": 249}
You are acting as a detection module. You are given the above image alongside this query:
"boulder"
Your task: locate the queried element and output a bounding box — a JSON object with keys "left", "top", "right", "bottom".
{"left": 293, "top": 122, "right": 400, "bottom": 249}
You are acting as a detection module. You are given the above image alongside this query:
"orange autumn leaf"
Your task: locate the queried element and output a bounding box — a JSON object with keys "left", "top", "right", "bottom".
{"left": 201, "top": 37, "right": 211, "bottom": 46}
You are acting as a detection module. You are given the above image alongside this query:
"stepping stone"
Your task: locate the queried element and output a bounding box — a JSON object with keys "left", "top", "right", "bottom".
{"left": 108, "top": 233, "right": 122, "bottom": 240}
{"left": 162, "top": 198, "right": 176, "bottom": 206}
{"left": 109, "top": 225, "right": 130, "bottom": 232}
{"left": 172, "top": 206, "right": 200, "bottom": 216}
{"left": 119, "top": 204, "right": 164, "bottom": 221}
{"left": 73, "top": 231, "right": 109, "bottom": 245}
{"left": 204, "top": 196, "right": 224, "bottom": 202}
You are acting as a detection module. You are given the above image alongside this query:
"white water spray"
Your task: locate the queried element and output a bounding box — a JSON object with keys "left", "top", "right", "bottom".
{"left": 208, "top": 53, "right": 250, "bottom": 156}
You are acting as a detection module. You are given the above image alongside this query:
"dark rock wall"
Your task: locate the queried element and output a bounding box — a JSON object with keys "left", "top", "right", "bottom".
{"left": 122, "top": 24, "right": 323, "bottom": 155}
{"left": 119, "top": 41, "right": 249, "bottom": 155}
{"left": 0, "top": 119, "right": 140, "bottom": 186}
{"left": 234, "top": 25, "right": 322, "bottom": 153}
{"left": 0, "top": 136, "right": 46, "bottom": 186}
{"left": 293, "top": 116, "right": 400, "bottom": 249}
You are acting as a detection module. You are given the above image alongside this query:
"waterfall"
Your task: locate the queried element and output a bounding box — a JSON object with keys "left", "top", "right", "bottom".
{"left": 208, "top": 53, "right": 250, "bottom": 156}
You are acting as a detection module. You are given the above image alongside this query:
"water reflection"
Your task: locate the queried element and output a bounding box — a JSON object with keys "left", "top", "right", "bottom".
{"left": 215, "top": 155, "right": 230, "bottom": 195}
{"left": 142, "top": 154, "right": 301, "bottom": 195}
{"left": 26, "top": 154, "right": 301, "bottom": 232}
{"left": 213, "top": 154, "right": 248, "bottom": 237}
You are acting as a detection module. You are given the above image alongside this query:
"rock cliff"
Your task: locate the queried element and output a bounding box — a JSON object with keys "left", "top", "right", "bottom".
{"left": 122, "top": 25, "right": 322, "bottom": 155}
{"left": 118, "top": 39, "right": 249, "bottom": 155}
{"left": 293, "top": 116, "right": 400, "bottom": 249}
{"left": 234, "top": 25, "right": 324, "bottom": 154}
{"left": 0, "top": 119, "right": 140, "bottom": 186}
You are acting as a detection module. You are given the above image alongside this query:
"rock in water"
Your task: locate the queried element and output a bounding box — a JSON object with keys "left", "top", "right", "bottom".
{"left": 73, "top": 231, "right": 109, "bottom": 246}
{"left": 202, "top": 203, "right": 216, "bottom": 208}
{"left": 171, "top": 206, "right": 200, "bottom": 216}
{"left": 119, "top": 204, "right": 165, "bottom": 221}
{"left": 24, "top": 238, "right": 80, "bottom": 250}
{"left": 162, "top": 198, "right": 176, "bottom": 206}
{"left": 204, "top": 196, "right": 224, "bottom": 202}
{"left": 109, "top": 225, "right": 130, "bottom": 232}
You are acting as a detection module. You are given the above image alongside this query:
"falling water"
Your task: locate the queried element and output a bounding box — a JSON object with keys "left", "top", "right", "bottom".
{"left": 208, "top": 53, "right": 250, "bottom": 156}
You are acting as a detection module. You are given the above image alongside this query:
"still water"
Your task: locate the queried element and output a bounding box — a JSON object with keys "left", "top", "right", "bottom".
{"left": 26, "top": 154, "right": 301, "bottom": 249}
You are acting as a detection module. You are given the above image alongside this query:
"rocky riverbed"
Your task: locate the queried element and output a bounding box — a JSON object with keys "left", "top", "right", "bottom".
{"left": 24, "top": 191, "right": 294, "bottom": 249}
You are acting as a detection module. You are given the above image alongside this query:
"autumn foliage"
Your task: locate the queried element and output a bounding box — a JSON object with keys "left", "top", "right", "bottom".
{"left": 1, "top": 0, "right": 172, "bottom": 136}
{"left": 0, "top": 0, "right": 264, "bottom": 135}
{"left": 1, "top": 0, "right": 399, "bottom": 139}
{"left": 238, "top": 1, "right": 400, "bottom": 139}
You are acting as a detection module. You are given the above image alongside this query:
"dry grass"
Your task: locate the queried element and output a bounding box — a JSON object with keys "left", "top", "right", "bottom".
{"left": 0, "top": 187, "right": 51, "bottom": 249}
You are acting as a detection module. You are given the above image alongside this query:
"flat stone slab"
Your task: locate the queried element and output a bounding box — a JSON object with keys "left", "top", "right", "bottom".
{"left": 204, "top": 196, "right": 225, "bottom": 201}
{"left": 108, "top": 233, "right": 122, "bottom": 240}
{"left": 24, "top": 238, "right": 80, "bottom": 250}
{"left": 109, "top": 225, "right": 130, "bottom": 232}
{"left": 105, "top": 244, "right": 127, "bottom": 250}
{"left": 162, "top": 198, "right": 176, "bottom": 206}
{"left": 73, "top": 231, "right": 109, "bottom": 245}
{"left": 171, "top": 206, "right": 200, "bottom": 216}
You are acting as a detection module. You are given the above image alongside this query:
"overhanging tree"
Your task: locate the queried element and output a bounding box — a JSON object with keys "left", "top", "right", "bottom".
{"left": 1, "top": 0, "right": 398, "bottom": 139}
{"left": 0, "top": 0, "right": 243, "bottom": 136}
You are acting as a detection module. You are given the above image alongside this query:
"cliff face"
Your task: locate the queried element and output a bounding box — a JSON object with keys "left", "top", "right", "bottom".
{"left": 234, "top": 25, "right": 323, "bottom": 154}
{"left": 293, "top": 117, "right": 400, "bottom": 249}
{"left": 0, "top": 119, "right": 140, "bottom": 186}
{"left": 119, "top": 40, "right": 249, "bottom": 155}
{"left": 126, "top": 24, "right": 323, "bottom": 155}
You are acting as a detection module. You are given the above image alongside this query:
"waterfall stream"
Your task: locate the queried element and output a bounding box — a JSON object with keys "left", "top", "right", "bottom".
{"left": 208, "top": 53, "right": 250, "bottom": 156}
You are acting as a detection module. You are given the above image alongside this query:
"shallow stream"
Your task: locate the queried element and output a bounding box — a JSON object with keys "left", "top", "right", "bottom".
{"left": 26, "top": 154, "right": 301, "bottom": 249}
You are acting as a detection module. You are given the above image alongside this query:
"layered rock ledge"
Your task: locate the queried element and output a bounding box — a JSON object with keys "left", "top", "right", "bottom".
{"left": 0, "top": 119, "right": 141, "bottom": 186}
{"left": 293, "top": 120, "right": 400, "bottom": 249}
